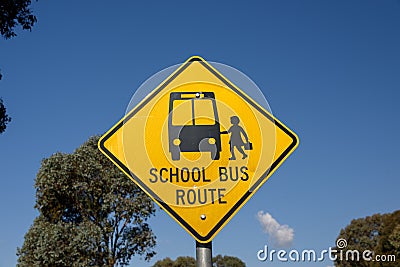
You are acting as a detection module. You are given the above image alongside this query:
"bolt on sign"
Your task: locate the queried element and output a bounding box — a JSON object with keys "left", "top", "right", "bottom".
{"left": 98, "top": 56, "right": 299, "bottom": 243}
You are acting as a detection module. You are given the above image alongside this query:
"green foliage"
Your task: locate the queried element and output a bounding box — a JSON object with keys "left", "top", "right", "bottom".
{"left": 152, "top": 257, "right": 175, "bottom": 267}
{"left": 174, "top": 256, "right": 196, "bottom": 267}
{"left": 0, "top": 0, "right": 37, "bottom": 39}
{"left": 334, "top": 210, "right": 400, "bottom": 267}
{"left": 213, "top": 254, "right": 246, "bottom": 267}
{"left": 153, "top": 256, "right": 195, "bottom": 267}
{"left": 152, "top": 254, "right": 245, "bottom": 267}
{"left": 16, "top": 216, "right": 104, "bottom": 266}
{"left": 388, "top": 224, "right": 400, "bottom": 257}
{"left": 0, "top": 98, "right": 11, "bottom": 133}
{"left": 17, "top": 136, "right": 156, "bottom": 266}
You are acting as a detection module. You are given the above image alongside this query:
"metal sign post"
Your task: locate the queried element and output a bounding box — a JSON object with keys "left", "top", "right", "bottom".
{"left": 196, "top": 241, "right": 212, "bottom": 267}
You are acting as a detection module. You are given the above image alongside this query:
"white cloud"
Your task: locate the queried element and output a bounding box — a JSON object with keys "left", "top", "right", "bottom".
{"left": 256, "top": 211, "right": 294, "bottom": 247}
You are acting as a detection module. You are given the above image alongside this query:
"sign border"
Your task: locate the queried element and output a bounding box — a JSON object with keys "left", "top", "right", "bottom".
{"left": 98, "top": 56, "right": 299, "bottom": 242}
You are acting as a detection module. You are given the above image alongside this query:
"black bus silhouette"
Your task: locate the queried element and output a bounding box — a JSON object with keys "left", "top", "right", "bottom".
{"left": 168, "top": 92, "right": 222, "bottom": 161}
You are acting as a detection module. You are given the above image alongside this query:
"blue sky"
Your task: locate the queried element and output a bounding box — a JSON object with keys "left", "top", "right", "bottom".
{"left": 1, "top": 1, "right": 399, "bottom": 266}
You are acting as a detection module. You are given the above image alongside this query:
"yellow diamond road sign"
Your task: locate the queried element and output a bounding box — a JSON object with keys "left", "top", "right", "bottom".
{"left": 98, "top": 56, "right": 298, "bottom": 243}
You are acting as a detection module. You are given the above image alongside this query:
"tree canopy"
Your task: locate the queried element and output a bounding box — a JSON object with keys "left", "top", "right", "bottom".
{"left": 213, "top": 254, "right": 246, "bottom": 267}
{"left": 0, "top": 98, "right": 11, "bottom": 133}
{"left": 152, "top": 254, "right": 246, "bottom": 267}
{"left": 17, "top": 136, "right": 157, "bottom": 266}
{"left": 0, "top": 0, "right": 38, "bottom": 133}
{"left": 0, "top": 0, "right": 37, "bottom": 39}
{"left": 334, "top": 210, "right": 400, "bottom": 267}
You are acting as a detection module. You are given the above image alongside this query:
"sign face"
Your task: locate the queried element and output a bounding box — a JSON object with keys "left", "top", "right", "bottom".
{"left": 98, "top": 56, "right": 298, "bottom": 243}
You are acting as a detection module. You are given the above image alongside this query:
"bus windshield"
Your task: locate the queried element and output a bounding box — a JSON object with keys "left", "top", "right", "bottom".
{"left": 172, "top": 98, "right": 216, "bottom": 126}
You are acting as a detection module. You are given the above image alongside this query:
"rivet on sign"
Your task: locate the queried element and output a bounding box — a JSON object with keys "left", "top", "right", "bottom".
{"left": 200, "top": 214, "right": 206, "bottom": 220}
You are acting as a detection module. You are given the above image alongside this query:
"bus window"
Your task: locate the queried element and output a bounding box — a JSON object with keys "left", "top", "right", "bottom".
{"left": 194, "top": 99, "right": 215, "bottom": 125}
{"left": 172, "top": 100, "right": 193, "bottom": 126}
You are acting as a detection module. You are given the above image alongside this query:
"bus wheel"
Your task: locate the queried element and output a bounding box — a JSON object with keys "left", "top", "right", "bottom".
{"left": 211, "top": 151, "right": 220, "bottom": 160}
{"left": 171, "top": 151, "right": 180, "bottom": 161}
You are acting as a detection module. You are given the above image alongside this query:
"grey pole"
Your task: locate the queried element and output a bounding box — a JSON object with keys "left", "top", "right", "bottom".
{"left": 196, "top": 241, "right": 212, "bottom": 267}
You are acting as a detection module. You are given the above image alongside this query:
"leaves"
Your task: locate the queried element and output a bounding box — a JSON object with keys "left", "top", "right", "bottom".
{"left": 1, "top": 1, "right": 37, "bottom": 132}
{"left": 0, "top": 98, "right": 11, "bottom": 134}
{"left": 0, "top": 0, "right": 37, "bottom": 39}
{"left": 17, "top": 136, "right": 156, "bottom": 266}
{"left": 152, "top": 255, "right": 246, "bottom": 267}
{"left": 213, "top": 254, "right": 246, "bottom": 267}
{"left": 334, "top": 210, "right": 400, "bottom": 267}
{"left": 17, "top": 216, "right": 103, "bottom": 267}
{"left": 388, "top": 224, "right": 400, "bottom": 256}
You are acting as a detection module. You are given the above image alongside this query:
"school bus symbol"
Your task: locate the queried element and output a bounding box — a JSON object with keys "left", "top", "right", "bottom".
{"left": 168, "top": 92, "right": 223, "bottom": 161}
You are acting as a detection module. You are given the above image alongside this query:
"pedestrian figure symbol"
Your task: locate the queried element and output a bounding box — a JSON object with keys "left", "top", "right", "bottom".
{"left": 222, "top": 116, "right": 253, "bottom": 160}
